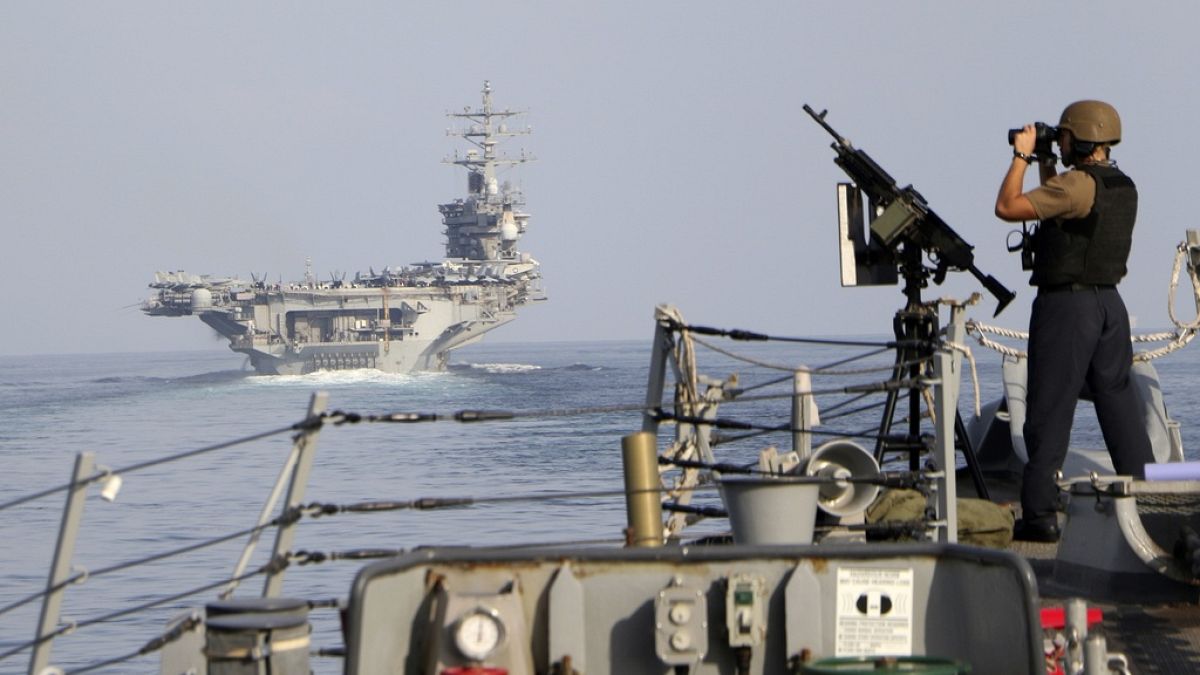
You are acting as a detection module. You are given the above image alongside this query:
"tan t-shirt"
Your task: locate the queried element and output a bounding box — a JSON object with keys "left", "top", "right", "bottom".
{"left": 1025, "top": 170, "right": 1095, "bottom": 221}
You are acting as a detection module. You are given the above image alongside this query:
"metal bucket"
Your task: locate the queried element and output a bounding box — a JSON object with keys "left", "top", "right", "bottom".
{"left": 719, "top": 477, "right": 819, "bottom": 545}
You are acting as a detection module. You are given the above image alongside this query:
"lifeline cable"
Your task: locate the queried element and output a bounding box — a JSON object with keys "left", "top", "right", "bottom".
{"left": 0, "top": 559, "right": 282, "bottom": 663}
{"left": 0, "top": 423, "right": 301, "bottom": 512}
{"left": 0, "top": 397, "right": 681, "bottom": 512}
{"left": 4, "top": 380, "right": 916, "bottom": 515}
{"left": 63, "top": 600, "right": 336, "bottom": 674}
{"left": 650, "top": 408, "right": 925, "bottom": 445}
{"left": 658, "top": 316, "right": 935, "bottom": 351}
{"left": 690, "top": 334, "right": 930, "bottom": 377}
{"left": 292, "top": 536, "right": 627, "bottom": 568}
{"left": 706, "top": 394, "right": 885, "bottom": 446}
{"left": 62, "top": 613, "right": 203, "bottom": 675}
{"left": 659, "top": 456, "right": 924, "bottom": 490}
{"left": 316, "top": 376, "right": 922, "bottom": 431}
{"left": 818, "top": 398, "right": 889, "bottom": 422}
{"left": 301, "top": 484, "right": 727, "bottom": 518}
{"left": 298, "top": 468, "right": 916, "bottom": 522}
{"left": 0, "top": 570, "right": 87, "bottom": 619}
{"left": 0, "top": 510, "right": 300, "bottom": 620}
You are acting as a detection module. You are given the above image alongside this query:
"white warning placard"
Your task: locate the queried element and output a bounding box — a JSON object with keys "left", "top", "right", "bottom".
{"left": 835, "top": 567, "right": 914, "bottom": 656}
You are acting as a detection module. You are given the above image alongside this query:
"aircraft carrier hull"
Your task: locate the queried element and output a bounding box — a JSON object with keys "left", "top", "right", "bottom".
{"left": 143, "top": 82, "right": 543, "bottom": 374}
{"left": 187, "top": 284, "right": 524, "bottom": 375}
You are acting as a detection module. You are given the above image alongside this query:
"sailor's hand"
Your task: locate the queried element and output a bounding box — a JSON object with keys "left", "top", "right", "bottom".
{"left": 1012, "top": 124, "right": 1037, "bottom": 157}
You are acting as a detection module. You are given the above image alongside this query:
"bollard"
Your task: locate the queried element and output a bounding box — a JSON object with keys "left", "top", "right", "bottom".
{"left": 622, "top": 431, "right": 663, "bottom": 547}
{"left": 205, "top": 598, "right": 310, "bottom": 675}
{"left": 1083, "top": 634, "right": 1109, "bottom": 675}
{"left": 207, "top": 597, "right": 309, "bottom": 620}
{"left": 1065, "top": 597, "right": 1088, "bottom": 673}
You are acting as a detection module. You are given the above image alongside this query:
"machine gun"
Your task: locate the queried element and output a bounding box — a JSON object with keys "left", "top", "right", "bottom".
{"left": 804, "top": 104, "right": 1015, "bottom": 316}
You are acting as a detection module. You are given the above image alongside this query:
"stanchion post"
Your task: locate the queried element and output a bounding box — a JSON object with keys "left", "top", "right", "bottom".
{"left": 30, "top": 452, "right": 95, "bottom": 675}
{"left": 263, "top": 391, "right": 329, "bottom": 597}
{"left": 642, "top": 319, "right": 671, "bottom": 434}
{"left": 792, "top": 370, "right": 815, "bottom": 461}
{"left": 931, "top": 306, "right": 967, "bottom": 543}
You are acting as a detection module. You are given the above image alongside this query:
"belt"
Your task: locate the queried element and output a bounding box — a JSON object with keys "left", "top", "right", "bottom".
{"left": 1038, "top": 282, "right": 1116, "bottom": 293}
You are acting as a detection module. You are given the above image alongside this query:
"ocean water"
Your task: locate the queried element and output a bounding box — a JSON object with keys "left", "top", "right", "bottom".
{"left": 1, "top": 336, "right": 1197, "bottom": 673}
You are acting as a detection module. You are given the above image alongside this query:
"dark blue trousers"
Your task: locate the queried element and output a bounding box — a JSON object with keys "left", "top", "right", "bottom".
{"left": 1021, "top": 286, "right": 1155, "bottom": 524}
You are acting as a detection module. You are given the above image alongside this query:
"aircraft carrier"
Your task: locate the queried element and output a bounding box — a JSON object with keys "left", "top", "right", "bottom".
{"left": 142, "top": 82, "right": 544, "bottom": 375}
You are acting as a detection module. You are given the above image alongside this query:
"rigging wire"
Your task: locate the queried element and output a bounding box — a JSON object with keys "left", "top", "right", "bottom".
{"left": 63, "top": 600, "right": 337, "bottom": 674}
{"left": 295, "top": 464, "right": 934, "bottom": 522}
{"left": 0, "top": 559, "right": 279, "bottom": 663}
{"left": 4, "top": 331, "right": 937, "bottom": 666}
{"left": 2, "top": 366, "right": 922, "bottom": 512}
{"left": 659, "top": 456, "right": 923, "bottom": 488}
{"left": 0, "top": 570, "right": 87, "bottom": 619}
{"left": 651, "top": 409, "right": 921, "bottom": 445}
{"left": 819, "top": 391, "right": 883, "bottom": 415}
{"left": 292, "top": 536, "right": 626, "bottom": 568}
{"left": 301, "top": 483, "right": 724, "bottom": 518}
{"left": 0, "top": 512, "right": 297, "bottom": 620}
{"left": 324, "top": 375, "right": 924, "bottom": 428}
{"left": 62, "top": 613, "right": 202, "bottom": 675}
{"left": 6, "top": 304, "right": 1027, "bottom": 673}
{"left": 690, "top": 334, "right": 925, "bottom": 377}
{"left": 659, "top": 316, "right": 935, "bottom": 350}
{"left": 0, "top": 423, "right": 302, "bottom": 512}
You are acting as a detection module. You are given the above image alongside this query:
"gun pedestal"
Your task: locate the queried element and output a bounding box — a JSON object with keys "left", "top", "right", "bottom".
{"left": 874, "top": 249, "right": 990, "bottom": 499}
{"left": 805, "top": 103, "right": 1009, "bottom": 501}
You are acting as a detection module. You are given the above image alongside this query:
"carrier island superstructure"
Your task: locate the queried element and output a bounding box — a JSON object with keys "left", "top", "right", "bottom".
{"left": 142, "top": 82, "right": 544, "bottom": 375}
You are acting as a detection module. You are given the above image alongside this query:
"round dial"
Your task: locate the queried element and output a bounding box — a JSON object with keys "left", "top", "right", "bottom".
{"left": 453, "top": 608, "right": 505, "bottom": 661}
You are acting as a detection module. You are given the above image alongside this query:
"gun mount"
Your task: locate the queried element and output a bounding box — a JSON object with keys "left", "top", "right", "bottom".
{"left": 805, "top": 104, "right": 1015, "bottom": 317}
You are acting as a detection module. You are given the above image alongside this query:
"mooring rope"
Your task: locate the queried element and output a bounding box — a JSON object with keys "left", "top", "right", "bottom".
{"left": 1167, "top": 241, "right": 1200, "bottom": 331}
{"left": 968, "top": 319, "right": 1199, "bottom": 362}
{"left": 966, "top": 238, "right": 1200, "bottom": 362}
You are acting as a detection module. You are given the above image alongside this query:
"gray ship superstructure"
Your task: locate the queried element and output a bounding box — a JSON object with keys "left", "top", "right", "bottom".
{"left": 143, "top": 82, "right": 543, "bottom": 375}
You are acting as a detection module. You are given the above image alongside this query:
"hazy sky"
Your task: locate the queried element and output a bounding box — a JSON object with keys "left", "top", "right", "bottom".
{"left": 3, "top": 2, "right": 1198, "bottom": 358}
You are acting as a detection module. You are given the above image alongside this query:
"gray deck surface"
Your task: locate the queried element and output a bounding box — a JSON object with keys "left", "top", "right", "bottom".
{"left": 964, "top": 469, "right": 1200, "bottom": 673}
{"left": 1013, "top": 541, "right": 1200, "bottom": 674}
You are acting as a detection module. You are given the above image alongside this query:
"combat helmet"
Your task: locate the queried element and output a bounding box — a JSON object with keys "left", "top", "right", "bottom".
{"left": 1058, "top": 100, "right": 1121, "bottom": 145}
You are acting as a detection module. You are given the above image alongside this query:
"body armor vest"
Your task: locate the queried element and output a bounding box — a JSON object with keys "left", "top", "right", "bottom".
{"left": 1030, "top": 163, "right": 1137, "bottom": 287}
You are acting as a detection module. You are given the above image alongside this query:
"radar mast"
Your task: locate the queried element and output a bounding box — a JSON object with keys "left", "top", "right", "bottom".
{"left": 440, "top": 81, "right": 536, "bottom": 261}
{"left": 445, "top": 80, "right": 534, "bottom": 195}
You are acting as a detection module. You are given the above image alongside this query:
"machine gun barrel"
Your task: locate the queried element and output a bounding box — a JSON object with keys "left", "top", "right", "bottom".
{"left": 803, "top": 105, "right": 900, "bottom": 207}
{"left": 804, "top": 104, "right": 1015, "bottom": 316}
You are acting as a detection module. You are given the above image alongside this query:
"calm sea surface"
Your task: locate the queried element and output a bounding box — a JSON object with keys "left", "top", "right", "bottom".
{"left": 2, "top": 337, "right": 1197, "bottom": 673}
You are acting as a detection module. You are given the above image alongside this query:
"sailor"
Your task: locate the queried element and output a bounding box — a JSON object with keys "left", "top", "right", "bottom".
{"left": 994, "top": 100, "right": 1155, "bottom": 542}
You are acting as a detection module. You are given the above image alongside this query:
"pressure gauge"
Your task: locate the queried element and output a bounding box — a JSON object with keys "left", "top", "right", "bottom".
{"left": 453, "top": 607, "right": 506, "bottom": 661}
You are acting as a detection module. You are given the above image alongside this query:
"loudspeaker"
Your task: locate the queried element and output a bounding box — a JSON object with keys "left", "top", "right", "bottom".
{"left": 804, "top": 439, "right": 882, "bottom": 517}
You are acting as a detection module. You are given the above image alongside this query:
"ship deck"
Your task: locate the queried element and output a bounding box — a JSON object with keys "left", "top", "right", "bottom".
{"left": 1013, "top": 540, "right": 1200, "bottom": 674}
{"left": 951, "top": 465, "right": 1200, "bottom": 673}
